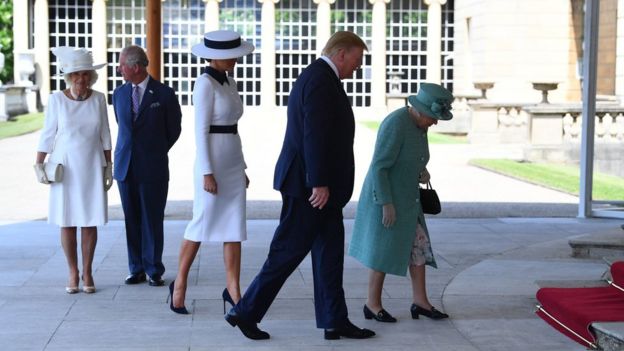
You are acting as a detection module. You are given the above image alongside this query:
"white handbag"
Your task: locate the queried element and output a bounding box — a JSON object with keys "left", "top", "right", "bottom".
{"left": 45, "top": 163, "right": 64, "bottom": 182}
{"left": 34, "top": 163, "right": 64, "bottom": 183}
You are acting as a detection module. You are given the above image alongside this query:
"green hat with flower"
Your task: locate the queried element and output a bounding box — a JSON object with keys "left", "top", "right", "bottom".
{"left": 407, "top": 82, "right": 454, "bottom": 120}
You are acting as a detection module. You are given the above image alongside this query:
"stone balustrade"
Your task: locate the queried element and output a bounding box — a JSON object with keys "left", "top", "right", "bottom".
{"left": 393, "top": 93, "right": 624, "bottom": 171}
{"left": 467, "top": 101, "right": 531, "bottom": 143}
{"left": 465, "top": 101, "right": 624, "bottom": 176}
{"left": 561, "top": 110, "right": 624, "bottom": 142}
{"left": 468, "top": 101, "right": 624, "bottom": 145}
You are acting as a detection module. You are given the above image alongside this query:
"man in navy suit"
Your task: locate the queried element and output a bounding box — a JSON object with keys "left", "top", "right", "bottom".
{"left": 226, "top": 31, "right": 374, "bottom": 340}
{"left": 113, "top": 45, "right": 182, "bottom": 287}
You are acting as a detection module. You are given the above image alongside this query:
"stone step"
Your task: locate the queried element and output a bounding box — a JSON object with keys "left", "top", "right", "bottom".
{"left": 569, "top": 231, "right": 624, "bottom": 258}
{"left": 535, "top": 279, "right": 609, "bottom": 289}
{"left": 591, "top": 322, "right": 624, "bottom": 351}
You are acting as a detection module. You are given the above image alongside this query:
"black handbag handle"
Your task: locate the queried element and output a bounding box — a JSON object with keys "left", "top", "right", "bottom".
{"left": 424, "top": 181, "right": 433, "bottom": 190}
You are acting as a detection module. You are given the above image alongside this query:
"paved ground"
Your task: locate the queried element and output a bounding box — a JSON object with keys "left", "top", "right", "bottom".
{"left": 0, "top": 106, "right": 620, "bottom": 350}
{"left": 1, "top": 218, "right": 620, "bottom": 351}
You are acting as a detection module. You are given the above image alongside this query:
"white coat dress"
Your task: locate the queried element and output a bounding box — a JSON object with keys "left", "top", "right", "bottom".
{"left": 37, "top": 91, "right": 112, "bottom": 227}
{"left": 183, "top": 72, "right": 247, "bottom": 242}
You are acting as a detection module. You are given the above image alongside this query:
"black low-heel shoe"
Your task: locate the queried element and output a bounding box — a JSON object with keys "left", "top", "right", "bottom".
{"left": 168, "top": 281, "right": 189, "bottom": 315}
{"left": 410, "top": 304, "right": 448, "bottom": 320}
{"left": 222, "top": 288, "right": 235, "bottom": 314}
{"left": 363, "top": 305, "right": 397, "bottom": 323}
{"left": 225, "top": 310, "right": 270, "bottom": 340}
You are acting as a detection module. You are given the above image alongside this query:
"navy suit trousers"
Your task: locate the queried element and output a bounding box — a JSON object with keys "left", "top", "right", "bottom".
{"left": 234, "top": 195, "right": 349, "bottom": 328}
{"left": 117, "top": 167, "right": 168, "bottom": 278}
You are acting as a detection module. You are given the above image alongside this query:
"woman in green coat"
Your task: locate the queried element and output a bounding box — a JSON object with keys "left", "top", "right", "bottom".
{"left": 349, "top": 83, "right": 453, "bottom": 323}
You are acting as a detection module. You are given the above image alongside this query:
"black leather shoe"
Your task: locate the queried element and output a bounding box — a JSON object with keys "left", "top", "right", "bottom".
{"left": 411, "top": 304, "right": 449, "bottom": 320}
{"left": 363, "top": 304, "right": 397, "bottom": 323}
{"left": 148, "top": 275, "right": 165, "bottom": 287}
{"left": 225, "top": 309, "right": 270, "bottom": 340}
{"left": 124, "top": 272, "right": 146, "bottom": 285}
{"left": 324, "top": 319, "right": 376, "bottom": 340}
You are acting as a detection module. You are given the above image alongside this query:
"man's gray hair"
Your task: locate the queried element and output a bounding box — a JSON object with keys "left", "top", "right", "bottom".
{"left": 121, "top": 45, "right": 149, "bottom": 67}
{"left": 63, "top": 70, "right": 99, "bottom": 88}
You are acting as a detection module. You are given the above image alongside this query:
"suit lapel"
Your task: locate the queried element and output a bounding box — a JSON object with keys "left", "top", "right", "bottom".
{"left": 316, "top": 59, "right": 348, "bottom": 101}
{"left": 119, "top": 83, "right": 133, "bottom": 125}
{"left": 140, "top": 77, "right": 157, "bottom": 116}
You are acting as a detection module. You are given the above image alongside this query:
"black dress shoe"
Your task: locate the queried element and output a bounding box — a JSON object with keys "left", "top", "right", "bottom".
{"left": 324, "top": 319, "right": 376, "bottom": 340}
{"left": 363, "top": 304, "right": 397, "bottom": 323}
{"left": 410, "top": 304, "right": 449, "bottom": 320}
{"left": 124, "top": 272, "right": 146, "bottom": 285}
{"left": 148, "top": 275, "right": 165, "bottom": 287}
{"left": 225, "top": 309, "right": 270, "bottom": 340}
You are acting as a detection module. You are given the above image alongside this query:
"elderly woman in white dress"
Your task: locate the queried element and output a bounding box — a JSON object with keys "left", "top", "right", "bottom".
{"left": 169, "top": 30, "right": 254, "bottom": 314}
{"left": 34, "top": 47, "right": 112, "bottom": 294}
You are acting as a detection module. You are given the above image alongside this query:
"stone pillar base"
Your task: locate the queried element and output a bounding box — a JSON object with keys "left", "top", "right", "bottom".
{"left": 0, "top": 85, "right": 30, "bottom": 121}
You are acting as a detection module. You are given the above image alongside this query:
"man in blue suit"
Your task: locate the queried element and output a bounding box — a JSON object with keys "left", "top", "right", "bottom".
{"left": 113, "top": 45, "right": 182, "bottom": 287}
{"left": 226, "top": 31, "right": 375, "bottom": 340}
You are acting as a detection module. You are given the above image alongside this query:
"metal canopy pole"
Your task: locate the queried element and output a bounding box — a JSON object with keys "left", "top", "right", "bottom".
{"left": 578, "top": 0, "right": 600, "bottom": 218}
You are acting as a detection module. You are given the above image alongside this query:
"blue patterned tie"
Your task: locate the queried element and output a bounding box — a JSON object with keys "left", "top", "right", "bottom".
{"left": 132, "top": 85, "right": 140, "bottom": 120}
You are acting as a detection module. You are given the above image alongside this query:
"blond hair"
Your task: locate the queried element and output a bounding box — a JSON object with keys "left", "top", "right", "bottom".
{"left": 63, "top": 70, "right": 99, "bottom": 87}
{"left": 321, "top": 31, "right": 368, "bottom": 58}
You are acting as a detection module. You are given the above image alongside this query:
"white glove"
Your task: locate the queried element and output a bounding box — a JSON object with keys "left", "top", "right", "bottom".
{"left": 34, "top": 163, "right": 51, "bottom": 184}
{"left": 419, "top": 168, "right": 431, "bottom": 184}
{"left": 104, "top": 162, "right": 113, "bottom": 191}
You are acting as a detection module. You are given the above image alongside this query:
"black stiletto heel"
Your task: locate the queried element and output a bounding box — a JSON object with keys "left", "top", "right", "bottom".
{"left": 222, "top": 288, "right": 235, "bottom": 314}
{"left": 169, "top": 280, "right": 189, "bottom": 315}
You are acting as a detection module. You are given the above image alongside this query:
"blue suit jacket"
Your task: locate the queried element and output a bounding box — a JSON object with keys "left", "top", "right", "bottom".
{"left": 112, "top": 76, "right": 182, "bottom": 183}
{"left": 273, "top": 59, "right": 355, "bottom": 209}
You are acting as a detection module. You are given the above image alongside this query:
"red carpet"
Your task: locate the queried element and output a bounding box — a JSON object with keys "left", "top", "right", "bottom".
{"left": 536, "top": 261, "right": 624, "bottom": 349}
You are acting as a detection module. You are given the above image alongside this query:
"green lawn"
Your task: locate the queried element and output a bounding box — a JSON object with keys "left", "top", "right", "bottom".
{"left": 0, "top": 112, "right": 45, "bottom": 140}
{"left": 470, "top": 159, "right": 624, "bottom": 201}
{"left": 359, "top": 120, "right": 467, "bottom": 144}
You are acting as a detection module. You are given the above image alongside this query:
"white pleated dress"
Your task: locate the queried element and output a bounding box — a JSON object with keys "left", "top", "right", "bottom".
{"left": 183, "top": 73, "right": 247, "bottom": 242}
{"left": 37, "top": 91, "right": 112, "bottom": 227}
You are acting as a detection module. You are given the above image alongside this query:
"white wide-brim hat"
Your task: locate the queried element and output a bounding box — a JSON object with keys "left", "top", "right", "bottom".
{"left": 51, "top": 46, "right": 106, "bottom": 75}
{"left": 191, "top": 30, "right": 255, "bottom": 60}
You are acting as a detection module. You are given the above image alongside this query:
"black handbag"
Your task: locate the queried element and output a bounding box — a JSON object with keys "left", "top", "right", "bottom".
{"left": 419, "top": 181, "right": 441, "bottom": 215}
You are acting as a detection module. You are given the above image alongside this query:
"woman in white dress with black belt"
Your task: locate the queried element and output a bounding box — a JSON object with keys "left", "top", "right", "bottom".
{"left": 169, "top": 30, "right": 255, "bottom": 314}
{"left": 34, "top": 47, "right": 113, "bottom": 294}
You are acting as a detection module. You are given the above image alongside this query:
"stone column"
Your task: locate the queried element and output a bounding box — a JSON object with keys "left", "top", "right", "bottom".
{"left": 259, "top": 0, "right": 278, "bottom": 109}
{"left": 34, "top": 0, "right": 51, "bottom": 105}
{"left": 314, "top": 0, "right": 335, "bottom": 55}
{"left": 146, "top": 0, "right": 162, "bottom": 80}
{"left": 370, "top": 0, "right": 389, "bottom": 109}
{"left": 12, "top": 1, "right": 29, "bottom": 84}
{"left": 424, "top": 0, "right": 446, "bottom": 84}
{"left": 92, "top": 0, "right": 108, "bottom": 97}
{"left": 616, "top": 0, "right": 624, "bottom": 98}
{"left": 203, "top": 0, "right": 221, "bottom": 32}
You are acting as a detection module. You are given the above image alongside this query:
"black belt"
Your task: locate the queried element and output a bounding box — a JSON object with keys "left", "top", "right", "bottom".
{"left": 209, "top": 124, "right": 238, "bottom": 134}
